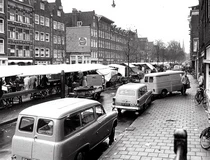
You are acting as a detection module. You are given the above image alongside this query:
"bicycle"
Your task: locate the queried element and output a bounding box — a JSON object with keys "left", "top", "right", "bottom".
{"left": 194, "top": 86, "right": 206, "bottom": 105}
{"left": 200, "top": 113, "right": 210, "bottom": 149}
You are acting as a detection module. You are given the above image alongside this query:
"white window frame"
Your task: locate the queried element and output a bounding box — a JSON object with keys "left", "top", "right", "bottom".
{"left": 40, "top": 48, "right": 45, "bottom": 57}
{"left": 53, "top": 35, "right": 57, "bottom": 44}
{"left": 35, "top": 31, "right": 39, "bottom": 41}
{"left": 40, "top": 32, "right": 45, "bottom": 41}
{"left": 40, "top": 2, "right": 45, "bottom": 10}
{"left": 45, "top": 48, "right": 50, "bottom": 57}
{"left": 45, "top": 33, "right": 50, "bottom": 42}
{"left": 40, "top": 16, "right": 44, "bottom": 25}
{"left": 57, "top": 36, "right": 61, "bottom": 44}
{"left": 35, "top": 14, "right": 39, "bottom": 24}
{"left": 53, "top": 21, "right": 57, "bottom": 30}
{"left": 45, "top": 17, "right": 49, "bottom": 27}
{"left": 0, "top": 19, "right": 4, "bottom": 33}
{"left": 57, "top": 10, "right": 61, "bottom": 17}
{"left": 0, "top": 39, "right": 4, "bottom": 54}
{"left": 35, "top": 48, "right": 40, "bottom": 57}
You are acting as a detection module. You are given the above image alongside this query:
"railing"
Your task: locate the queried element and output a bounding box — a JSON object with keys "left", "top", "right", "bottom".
{"left": 174, "top": 129, "right": 187, "bottom": 160}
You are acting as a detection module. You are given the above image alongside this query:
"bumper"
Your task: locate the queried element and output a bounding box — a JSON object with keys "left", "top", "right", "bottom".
{"left": 112, "top": 105, "right": 142, "bottom": 111}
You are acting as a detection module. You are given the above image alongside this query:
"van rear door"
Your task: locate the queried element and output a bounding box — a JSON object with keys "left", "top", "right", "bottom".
{"left": 32, "top": 118, "right": 55, "bottom": 160}
{"left": 12, "top": 116, "right": 36, "bottom": 159}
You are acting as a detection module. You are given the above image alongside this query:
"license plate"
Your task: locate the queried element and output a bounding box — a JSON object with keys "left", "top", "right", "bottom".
{"left": 121, "top": 103, "right": 130, "bottom": 106}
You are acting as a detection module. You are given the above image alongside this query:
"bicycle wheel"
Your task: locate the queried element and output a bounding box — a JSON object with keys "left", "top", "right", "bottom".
{"left": 195, "top": 93, "right": 203, "bottom": 104}
{"left": 200, "top": 127, "right": 210, "bottom": 149}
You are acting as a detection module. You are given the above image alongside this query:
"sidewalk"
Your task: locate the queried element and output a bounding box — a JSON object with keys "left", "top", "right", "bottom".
{"left": 99, "top": 75, "right": 210, "bottom": 160}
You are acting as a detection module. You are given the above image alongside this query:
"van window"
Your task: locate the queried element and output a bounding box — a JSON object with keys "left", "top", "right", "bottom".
{"left": 118, "top": 89, "right": 135, "bottom": 96}
{"left": 139, "top": 87, "right": 146, "bottom": 96}
{"left": 145, "top": 77, "right": 148, "bottom": 82}
{"left": 37, "top": 119, "right": 54, "bottom": 136}
{"left": 81, "top": 108, "right": 95, "bottom": 125}
{"left": 19, "top": 117, "right": 34, "bottom": 132}
{"left": 149, "top": 77, "right": 153, "bottom": 83}
{"left": 95, "top": 105, "right": 105, "bottom": 119}
{"left": 64, "top": 113, "right": 81, "bottom": 136}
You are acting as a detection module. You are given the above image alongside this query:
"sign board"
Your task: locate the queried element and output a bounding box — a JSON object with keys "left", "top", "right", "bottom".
{"left": 79, "top": 37, "right": 87, "bottom": 46}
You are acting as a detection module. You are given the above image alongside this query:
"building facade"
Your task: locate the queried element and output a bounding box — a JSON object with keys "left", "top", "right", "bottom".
{"left": 7, "top": 0, "right": 34, "bottom": 65}
{"left": 189, "top": 5, "right": 199, "bottom": 78}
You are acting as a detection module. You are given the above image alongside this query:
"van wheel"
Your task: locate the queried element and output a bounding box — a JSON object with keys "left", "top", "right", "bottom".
{"left": 109, "top": 127, "right": 115, "bottom": 145}
{"left": 161, "top": 89, "right": 168, "bottom": 98}
{"left": 75, "top": 151, "right": 86, "bottom": 160}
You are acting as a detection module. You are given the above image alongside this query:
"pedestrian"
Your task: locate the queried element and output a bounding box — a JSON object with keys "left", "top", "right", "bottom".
{"left": 40, "top": 75, "right": 49, "bottom": 89}
{"left": 181, "top": 71, "right": 190, "bottom": 95}
{"left": 198, "top": 72, "right": 204, "bottom": 87}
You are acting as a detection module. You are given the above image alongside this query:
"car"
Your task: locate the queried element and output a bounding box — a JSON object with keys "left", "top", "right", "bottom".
{"left": 11, "top": 98, "right": 118, "bottom": 160}
{"left": 112, "top": 83, "right": 153, "bottom": 115}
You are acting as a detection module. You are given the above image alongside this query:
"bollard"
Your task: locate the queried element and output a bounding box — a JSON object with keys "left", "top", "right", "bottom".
{"left": 60, "top": 70, "right": 65, "bottom": 98}
{"left": 174, "top": 129, "right": 187, "bottom": 160}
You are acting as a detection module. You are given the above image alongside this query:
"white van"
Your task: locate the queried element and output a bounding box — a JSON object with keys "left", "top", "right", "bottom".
{"left": 11, "top": 98, "right": 117, "bottom": 160}
{"left": 141, "top": 71, "right": 185, "bottom": 97}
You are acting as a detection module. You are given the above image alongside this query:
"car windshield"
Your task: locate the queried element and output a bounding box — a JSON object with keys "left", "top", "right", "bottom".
{"left": 118, "top": 89, "right": 135, "bottom": 96}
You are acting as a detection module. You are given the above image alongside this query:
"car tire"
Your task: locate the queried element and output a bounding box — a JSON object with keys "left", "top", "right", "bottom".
{"left": 109, "top": 127, "right": 115, "bottom": 145}
{"left": 75, "top": 150, "right": 86, "bottom": 160}
{"left": 161, "top": 89, "right": 168, "bottom": 98}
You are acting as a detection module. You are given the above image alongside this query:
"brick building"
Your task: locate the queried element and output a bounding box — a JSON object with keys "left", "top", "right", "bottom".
{"left": 0, "top": 0, "right": 7, "bottom": 66}
{"left": 189, "top": 5, "right": 199, "bottom": 77}
{"left": 7, "top": 0, "right": 34, "bottom": 65}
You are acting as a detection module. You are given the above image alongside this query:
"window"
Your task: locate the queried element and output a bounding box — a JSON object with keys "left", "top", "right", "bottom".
{"left": 35, "top": 48, "right": 39, "bottom": 57}
{"left": 19, "top": 117, "right": 34, "bottom": 132}
{"left": 45, "top": 33, "right": 49, "bottom": 42}
{"left": 149, "top": 77, "right": 153, "bottom": 83}
{"left": 0, "top": 0, "right": 4, "bottom": 13}
{"left": 8, "top": 26, "right": 15, "bottom": 39}
{"left": 40, "top": 48, "right": 45, "bottom": 57}
{"left": 35, "top": 14, "right": 39, "bottom": 24}
{"left": 40, "top": 2, "right": 45, "bottom": 10}
{"left": 118, "top": 89, "right": 135, "bottom": 96}
{"left": 45, "top": 48, "right": 50, "bottom": 57}
{"left": 57, "top": 36, "right": 61, "bottom": 44}
{"left": 61, "top": 23, "right": 64, "bottom": 31}
{"left": 0, "top": 19, "right": 3, "bottom": 33}
{"left": 40, "top": 16, "right": 44, "bottom": 25}
{"left": 95, "top": 105, "right": 105, "bottom": 119}
{"left": 45, "top": 17, "right": 49, "bottom": 27}
{"left": 9, "top": 12, "right": 15, "bottom": 21}
{"left": 37, "top": 119, "right": 53, "bottom": 135}
{"left": 57, "top": 22, "right": 60, "bottom": 30}
{"left": 53, "top": 21, "right": 57, "bottom": 29}
{"left": 81, "top": 108, "right": 94, "bottom": 125}
{"left": 64, "top": 113, "right": 81, "bottom": 136}
{"left": 61, "top": 37, "right": 65, "bottom": 45}
{"left": 0, "top": 39, "right": 3, "bottom": 54}
{"left": 53, "top": 35, "right": 57, "bottom": 44}
{"left": 57, "top": 10, "right": 61, "bottom": 17}
{"left": 35, "top": 31, "right": 39, "bottom": 40}
{"left": 53, "top": 49, "right": 57, "bottom": 58}
{"left": 40, "top": 32, "right": 44, "bottom": 41}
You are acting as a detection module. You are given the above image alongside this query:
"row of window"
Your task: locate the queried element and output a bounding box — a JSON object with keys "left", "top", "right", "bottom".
{"left": 8, "top": 26, "right": 32, "bottom": 41}
{"left": 53, "top": 49, "right": 64, "bottom": 59}
{"left": 8, "top": 11, "right": 32, "bottom": 25}
{"left": 90, "top": 39, "right": 97, "bottom": 48}
{"left": 8, "top": 44, "right": 31, "bottom": 58}
{"left": 35, "top": 47, "right": 50, "bottom": 57}
{"left": 35, "top": 14, "right": 64, "bottom": 31}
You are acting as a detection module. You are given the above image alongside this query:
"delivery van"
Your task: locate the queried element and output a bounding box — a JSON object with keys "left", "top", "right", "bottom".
{"left": 11, "top": 98, "right": 117, "bottom": 160}
{"left": 141, "top": 71, "right": 185, "bottom": 97}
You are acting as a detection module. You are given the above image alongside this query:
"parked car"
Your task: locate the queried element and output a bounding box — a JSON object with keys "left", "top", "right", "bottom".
{"left": 112, "top": 83, "right": 153, "bottom": 114}
{"left": 11, "top": 98, "right": 118, "bottom": 160}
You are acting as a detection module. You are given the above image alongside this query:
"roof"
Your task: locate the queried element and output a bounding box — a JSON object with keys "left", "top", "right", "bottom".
{"left": 19, "top": 98, "right": 100, "bottom": 119}
{"left": 118, "top": 83, "right": 146, "bottom": 90}
{"left": 145, "top": 71, "right": 184, "bottom": 77}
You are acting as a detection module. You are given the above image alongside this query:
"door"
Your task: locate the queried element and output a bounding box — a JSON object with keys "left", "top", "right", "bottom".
{"left": 32, "top": 118, "right": 55, "bottom": 160}
{"left": 12, "top": 116, "right": 36, "bottom": 159}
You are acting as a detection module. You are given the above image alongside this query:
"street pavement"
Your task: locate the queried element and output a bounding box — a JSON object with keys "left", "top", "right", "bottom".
{"left": 99, "top": 75, "right": 210, "bottom": 160}
{"left": 1, "top": 75, "right": 210, "bottom": 160}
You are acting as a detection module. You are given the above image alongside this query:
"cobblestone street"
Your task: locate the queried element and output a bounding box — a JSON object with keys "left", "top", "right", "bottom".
{"left": 100, "top": 75, "right": 210, "bottom": 160}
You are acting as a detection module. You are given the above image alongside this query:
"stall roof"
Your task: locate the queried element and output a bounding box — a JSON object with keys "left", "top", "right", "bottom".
{"left": 0, "top": 65, "right": 22, "bottom": 78}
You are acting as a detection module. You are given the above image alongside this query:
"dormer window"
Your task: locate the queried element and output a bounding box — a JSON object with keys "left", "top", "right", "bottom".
{"left": 57, "top": 10, "right": 61, "bottom": 17}
{"left": 40, "top": 2, "right": 45, "bottom": 10}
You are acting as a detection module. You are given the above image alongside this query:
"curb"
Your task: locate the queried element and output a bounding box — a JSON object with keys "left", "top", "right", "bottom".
{"left": 98, "top": 133, "right": 124, "bottom": 160}
{"left": 0, "top": 117, "right": 18, "bottom": 126}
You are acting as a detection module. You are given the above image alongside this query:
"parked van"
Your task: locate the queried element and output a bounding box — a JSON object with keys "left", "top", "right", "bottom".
{"left": 112, "top": 83, "right": 153, "bottom": 114}
{"left": 141, "top": 71, "right": 185, "bottom": 97}
{"left": 11, "top": 98, "right": 117, "bottom": 160}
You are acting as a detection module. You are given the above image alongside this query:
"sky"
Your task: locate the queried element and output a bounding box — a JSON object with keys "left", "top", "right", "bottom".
{"left": 49, "top": 0, "right": 199, "bottom": 54}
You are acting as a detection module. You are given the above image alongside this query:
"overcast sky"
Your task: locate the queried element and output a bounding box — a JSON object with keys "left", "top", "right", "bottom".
{"left": 49, "top": 0, "right": 199, "bottom": 54}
